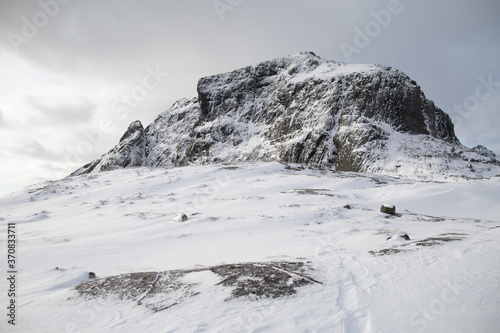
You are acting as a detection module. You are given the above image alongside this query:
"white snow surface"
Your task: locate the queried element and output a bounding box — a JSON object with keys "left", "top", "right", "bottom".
{"left": 1, "top": 162, "right": 500, "bottom": 332}
{"left": 288, "top": 61, "right": 377, "bottom": 84}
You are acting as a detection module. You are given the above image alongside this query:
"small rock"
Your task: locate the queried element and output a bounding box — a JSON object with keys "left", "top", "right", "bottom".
{"left": 173, "top": 213, "right": 189, "bottom": 222}
{"left": 344, "top": 204, "right": 351, "bottom": 209}
{"left": 380, "top": 204, "right": 396, "bottom": 215}
{"left": 88, "top": 272, "right": 96, "bottom": 279}
{"left": 386, "top": 232, "right": 410, "bottom": 241}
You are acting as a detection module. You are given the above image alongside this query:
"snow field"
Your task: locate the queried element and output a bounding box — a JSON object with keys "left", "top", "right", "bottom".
{"left": 0, "top": 162, "right": 499, "bottom": 332}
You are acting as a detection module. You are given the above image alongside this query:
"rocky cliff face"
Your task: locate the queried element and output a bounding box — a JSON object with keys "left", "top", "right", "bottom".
{"left": 76, "top": 120, "right": 146, "bottom": 173}
{"left": 72, "top": 52, "right": 499, "bottom": 180}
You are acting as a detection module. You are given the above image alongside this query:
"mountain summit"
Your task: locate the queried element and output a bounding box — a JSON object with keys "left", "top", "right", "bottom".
{"left": 72, "top": 52, "right": 499, "bottom": 180}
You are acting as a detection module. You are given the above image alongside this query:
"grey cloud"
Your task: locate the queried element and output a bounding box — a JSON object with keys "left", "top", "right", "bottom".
{"left": 3, "top": 138, "right": 57, "bottom": 162}
{"left": 26, "top": 95, "right": 96, "bottom": 126}
{"left": 0, "top": 0, "right": 499, "bottom": 173}
{"left": 24, "top": 140, "right": 58, "bottom": 161}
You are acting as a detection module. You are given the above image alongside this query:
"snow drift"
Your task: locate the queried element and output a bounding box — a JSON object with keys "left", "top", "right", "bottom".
{"left": 2, "top": 162, "right": 500, "bottom": 332}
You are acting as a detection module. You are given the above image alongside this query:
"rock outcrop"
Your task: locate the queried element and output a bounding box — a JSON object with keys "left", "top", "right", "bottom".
{"left": 76, "top": 120, "right": 146, "bottom": 173}
{"left": 380, "top": 204, "right": 396, "bottom": 215}
{"left": 74, "top": 261, "right": 319, "bottom": 312}
{"left": 71, "top": 52, "right": 500, "bottom": 180}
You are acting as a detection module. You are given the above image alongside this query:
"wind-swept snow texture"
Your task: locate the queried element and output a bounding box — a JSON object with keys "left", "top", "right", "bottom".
{"left": 1, "top": 162, "right": 499, "bottom": 332}
{"left": 72, "top": 52, "right": 500, "bottom": 181}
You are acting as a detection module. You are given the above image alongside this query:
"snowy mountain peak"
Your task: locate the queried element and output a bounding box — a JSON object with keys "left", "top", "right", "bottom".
{"left": 119, "top": 120, "right": 144, "bottom": 143}
{"left": 72, "top": 53, "right": 500, "bottom": 180}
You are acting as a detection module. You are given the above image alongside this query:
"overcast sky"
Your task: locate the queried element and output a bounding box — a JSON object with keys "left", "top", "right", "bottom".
{"left": 1, "top": 0, "right": 499, "bottom": 195}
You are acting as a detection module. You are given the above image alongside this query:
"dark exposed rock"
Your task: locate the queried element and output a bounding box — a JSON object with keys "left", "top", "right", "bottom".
{"left": 72, "top": 120, "right": 146, "bottom": 176}
{"left": 369, "top": 248, "right": 406, "bottom": 256}
{"left": 380, "top": 204, "right": 396, "bottom": 215}
{"left": 76, "top": 271, "right": 157, "bottom": 300}
{"left": 211, "top": 262, "right": 319, "bottom": 299}
{"left": 385, "top": 233, "right": 410, "bottom": 241}
{"left": 371, "top": 233, "right": 466, "bottom": 256}
{"left": 73, "top": 261, "right": 319, "bottom": 312}
{"left": 70, "top": 52, "right": 500, "bottom": 179}
{"left": 472, "top": 145, "right": 497, "bottom": 160}
{"left": 293, "top": 188, "right": 333, "bottom": 196}
{"left": 414, "top": 234, "right": 466, "bottom": 247}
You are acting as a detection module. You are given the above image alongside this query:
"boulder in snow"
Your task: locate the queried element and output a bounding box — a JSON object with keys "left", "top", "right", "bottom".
{"left": 380, "top": 204, "right": 396, "bottom": 215}
{"left": 386, "top": 232, "right": 410, "bottom": 241}
{"left": 173, "top": 213, "right": 189, "bottom": 222}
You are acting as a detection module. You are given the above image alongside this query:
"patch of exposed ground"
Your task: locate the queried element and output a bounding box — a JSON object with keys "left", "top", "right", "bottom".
{"left": 74, "top": 261, "right": 320, "bottom": 312}
{"left": 369, "top": 233, "right": 467, "bottom": 256}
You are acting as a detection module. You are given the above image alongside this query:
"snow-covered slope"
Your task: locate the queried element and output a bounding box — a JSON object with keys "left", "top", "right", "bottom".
{"left": 71, "top": 52, "right": 500, "bottom": 181}
{"left": 2, "top": 162, "right": 499, "bottom": 332}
